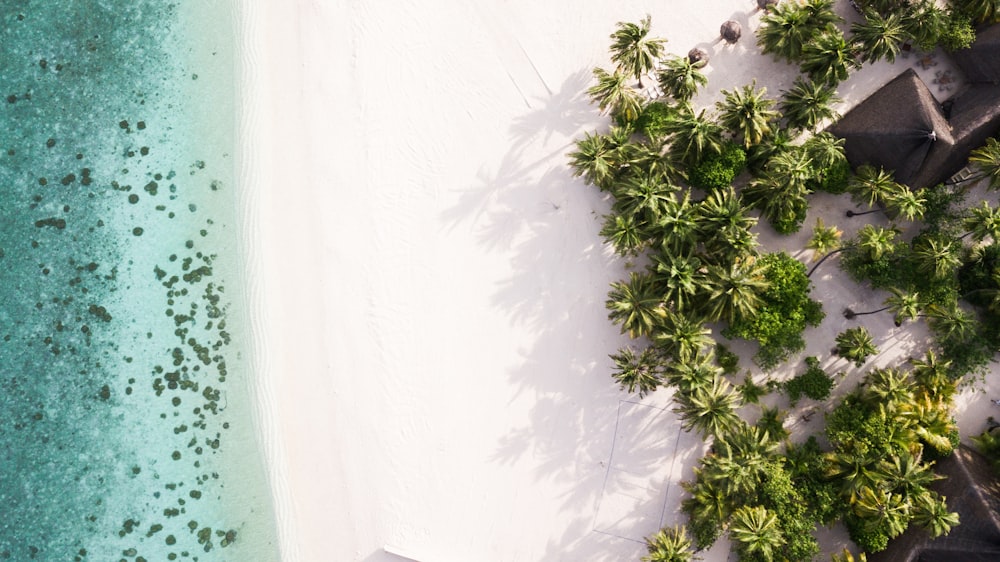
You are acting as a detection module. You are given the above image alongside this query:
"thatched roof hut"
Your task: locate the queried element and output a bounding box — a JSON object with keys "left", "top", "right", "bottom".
{"left": 828, "top": 69, "right": 955, "bottom": 189}
{"left": 868, "top": 445, "right": 1000, "bottom": 562}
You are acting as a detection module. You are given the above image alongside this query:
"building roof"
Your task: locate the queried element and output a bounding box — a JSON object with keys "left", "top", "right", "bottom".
{"left": 828, "top": 69, "right": 955, "bottom": 188}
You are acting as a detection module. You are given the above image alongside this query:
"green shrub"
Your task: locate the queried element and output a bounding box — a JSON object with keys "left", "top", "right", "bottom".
{"left": 846, "top": 514, "right": 890, "bottom": 553}
{"left": 725, "top": 252, "right": 824, "bottom": 369}
{"left": 715, "top": 343, "right": 740, "bottom": 375}
{"left": 689, "top": 142, "right": 746, "bottom": 190}
{"left": 810, "top": 158, "right": 851, "bottom": 194}
{"left": 635, "top": 101, "right": 675, "bottom": 139}
{"left": 940, "top": 10, "right": 976, "bottom": 52}
{"left": 785, "top": 356, "right": 834, "bottom": 403}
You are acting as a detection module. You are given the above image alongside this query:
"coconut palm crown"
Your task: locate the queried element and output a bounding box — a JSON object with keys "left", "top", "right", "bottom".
{"left": 609, "top": 14, "right": 666, "bottom": 88}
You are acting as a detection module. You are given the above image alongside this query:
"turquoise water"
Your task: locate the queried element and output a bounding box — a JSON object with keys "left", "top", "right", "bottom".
{"left": 0, "top": 1, "right": 279, "bottom": 560}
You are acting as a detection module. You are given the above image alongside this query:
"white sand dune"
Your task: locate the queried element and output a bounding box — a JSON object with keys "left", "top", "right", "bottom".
{"left": 243, "top": 1, "right": 999, "bottom": 561}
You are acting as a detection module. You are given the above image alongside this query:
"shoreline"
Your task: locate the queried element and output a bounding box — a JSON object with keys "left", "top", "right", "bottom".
{"left": 235, "top": 0, "right": 303, "bottom": 560}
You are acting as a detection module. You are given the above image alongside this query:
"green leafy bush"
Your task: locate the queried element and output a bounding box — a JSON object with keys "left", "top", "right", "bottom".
{"left": 714, "top": 343, "right": 740, "bottom": 375}
{"left": 635, "top": 101, "right": 675, "bottom": 139}
{"left": 785, "top": 356, "right": 834, "bottom": 403}
{"left": 810, "top": 158, "right": 851, "bottom": 194}
{"left": 688, "top": 142, "right": 746, "bottom": 190}
{"left": 940, "top": 10, "right": 976, "bottom": 52}
{"left": 725, "top": 252, "right": 824, "bottom": 370}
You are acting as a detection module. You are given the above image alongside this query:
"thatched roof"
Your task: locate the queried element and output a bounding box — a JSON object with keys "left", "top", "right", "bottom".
{"left": 828, "top": 69, "right": 955, "bottom": 188}
{"left": 868, "top": 445, "right": 1000, "bottom": 562}
{"left": 953, "top": 23, "right": 1000, "bottom": 85}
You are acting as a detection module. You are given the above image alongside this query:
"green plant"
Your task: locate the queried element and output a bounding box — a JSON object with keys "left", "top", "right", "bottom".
{"left": 715, "top": 343, "right": 740, "bottom": 375}
{"left": 636, "top": 101, "right": 676, "bottom": 140}
{"left": 587, "top": 67, "right": 643, "bottom": 122}
{"left": 835, "top": 327, "right": 878, "bottom": 367}
{"left": 739, "top": 373, "right": 767, "bottom": 404}
{"left": 610, "top": 346, "right": 662, "bottom": 397}
{"left": 657, "top": 54, "right": 708, "bottom": 103}
{"left": 688, "top": 142, "right": 746, "bottom": 190}
{"left": 939, "top": 9, "right": 976, "bottom": 52}
{"left": 785, "top": 356, "right": 834, "bottom": 403}
{"left": 726, "top": 252, "right": 824, "bottom": 369}
{"left": 642, "top": 525, "right": 696, "bottom": 562}
{"left": 609, "top": 15, "right": 666, "bottom": 87}
{"left": 716, "top": 82, "right": 779, "bottom": 148}
{"left": 780, "top": 76, "right": 842, "bottom": 132}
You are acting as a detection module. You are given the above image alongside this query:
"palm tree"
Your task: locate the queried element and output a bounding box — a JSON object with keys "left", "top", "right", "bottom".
{"left": 681, "top": 477, "right": 730, "bottom": 544}
{"left": 664, "top": 349, "right": 721, "bottom": 393}
{"left": 657, "top": 192, "right": 701, "bottom": 254}
{"left": 844, "top": 288, "right": 922, "bottom": 326}
{"left": 863, "top": 367, "right": 916, "bottom": 408}
{"left": 696, "top": 187, "right": 760, "bottom": 262}
{"left": 729, "top": 505, "right": 785, "bottom": 560}
{"left": 884, "top": 187, "right": 926, "bottom": 222}
{"left": 911, "top": 493, "right": 959, "bottom": 538}
{"left": 902, "top": 1, "right": 949, "bottom": 51}
{"left": 914, "top": 236, "right": 962, "bottom": 278}
{"left": 654, "top": 310, "right": 713, "bottom": 361}
{"left": 800, "top": 30, "right": 859, "bottom": 86}
{"left": 609, "top": 15, "right": 667, "bottom": 88}
{"left": 959, "top": 0, "right": 1000, "bottom": 25}
{"left": 781, "top": 78, "right": 842, "bottom": 131}
{"left": 925, "top": 303, "right": 976, "bottom": 343}
{"left": 963, "top": 200, "right": 1000, "bottom": 242}
{"left": 856, "top": 224, "right": 898, "bottom": 260}
{"left": 704, "top": 256, "right": 769, "bottom": 323}
{"left": 649, "top": 249, "right": 706, "bottom": 312}
{"left": 802, "top": 0, "right": 843, "bottom": 28}
{"left": 673, "top": 375, "right": 741, "bottom": 438}
{"left": 643, "top": 525, "right": 695, "bottom": 562}
{"left": 848, "top": 164, "right": 903, "bottom": 209}
{"left": 716, "top": 82, "right": 779, "bottom": 148}
{"left": 852, "top": 485, "right": 911, "bottom": 539}
{"left": 615, "top": 169, "right": 676, "bottom": 222}
{"left": 827, "top": 449, "right": 882, "bottom": 500}
{"left": 852, "top": 9, "right": 907, "bottom": 64}
{"left": 606, "top": 272, "right": 665, "bottom": 338}
{"left": 911, "top": 349, "right": 954, "bottom": 401}
{"left": 804, "top": 132, "right": 848, "bottom": 170}
{"left": 756, "top": 405, "right": 790, "bottom": 440}
{"left": 568, "top": 131, "right": 619, "bottom": 190}
{"left": 807, "top": 218, "right": 843, "bottom": 260}
{"left": 663, "top": 103, "right": 724, "bottom": 165}
{"left": 835, "top": 326, "right": 878, "bottom": 367}
{"left": 743, "top": 148, "right": 812, "bottom": 232}
{"left": 588, "top": 67, "right": 643, "bottom": 122}
{"left": 877, "top": 449, "right": 940, "bottom": 497}
{"left": 832, "top": 548, "right": 868, "bottom": 562}
{"left": 757, "top": 2, "right": 819, "bottom": 61}
{"left": 657, "top": 54, "right": 708, "bottom": 103}
{"left": 600, "top": 213, "right": 647, "bottom": 256}
{"left": 610, "top": 346, "right": 662, "bottom": 397}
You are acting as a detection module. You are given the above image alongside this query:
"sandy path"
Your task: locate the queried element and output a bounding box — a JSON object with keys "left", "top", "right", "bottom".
{"left": 245, "top": 1, "right": 997, "bottom": 560}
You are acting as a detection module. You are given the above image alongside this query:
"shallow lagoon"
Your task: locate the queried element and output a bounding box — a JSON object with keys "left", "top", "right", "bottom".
{"left": 0, "top": 2, "right": 278, "bottom": 559}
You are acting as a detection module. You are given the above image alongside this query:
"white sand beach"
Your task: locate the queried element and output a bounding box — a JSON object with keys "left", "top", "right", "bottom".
{"left": 242, "top": 1, "right": 1000, "bottom": 561}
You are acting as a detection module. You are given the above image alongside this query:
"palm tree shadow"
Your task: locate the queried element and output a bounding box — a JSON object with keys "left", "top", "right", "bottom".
{"left": 509, "top": 68, "right": 595, "bottom": 145}
{"left": 442, "top": 64, "right": 682, "bottom": 559}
